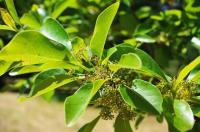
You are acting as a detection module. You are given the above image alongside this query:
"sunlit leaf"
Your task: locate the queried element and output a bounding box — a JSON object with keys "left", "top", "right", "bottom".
{"left": 52, "top": 0, "right": 78, "bottom": 19}
{"left": 0, "top": 30, "right": 72, "bottom": 66}
{"left": 90, "top": 2, "right": 119, "bottom": 59}
{"left": 5, "top": 0, "right": 20, "bottom": 24}
{"left": 173, "top": 100, "right": 194, "bottom": 131}
{"left": 175, "top": 56, "right": 200, "bottom": 88}
{"left": 40, "top": 18, "right": 71, "bottom": 50}
{"left": 0, "top": 8, "right": 17, "bottom": 30}
{"left": 65, "top": 79, "right": 105, "bottom": 126}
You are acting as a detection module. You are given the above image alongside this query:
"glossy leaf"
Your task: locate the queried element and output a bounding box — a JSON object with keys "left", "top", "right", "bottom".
{"left": 110, "top": 44, "right": 168, "bottom": 81}
{"left": 0, "top": 61, "right": 12, "bottom": 76}
{"left": 52, "top": 0, "right": 78, "bottom": 19}
{"left": 175, "top": 56, "right": 200, "bottom": 88}
{"left": 109, "top": 53, "right": 142, "bottom": 72}
{"left": 132, "top": 79, "right": 163, "bottom": 114}
{"left": 135, "top": 34, "right": 156, "bottom": 43}
{"left": 20, "top": 12, "right": 41, "bottom": 29}
{"left": 173, "top": 100, "right": 194, "bottom": 131}
{"left": 65, "top": 79, "right": 105, "bottom": 126}
{"left": 163, "top": 97, "right": 179, "bottom": 132}
{"left": 119, "top": 85, "right": 135, "bottom": 109}
{"left": 90, "top": 2, "right": 119, "bottom": 58}
{"left": 114, "top": 115, "right": 133, "bottom": 132}
{"left": 0, "top": 31, "right": 71, "bottom": 66}
{"left": 40, "top": 18, "right": 71, "bottom": 50}
{"left": 4, "top": 0, "right": 20, "bottom": 24}
{"left": 29, "top": 68, "right": 68, "bottom": 96}
{"left": 19, "top": 69, "right": 80, "bottom": 101}
{"left": 78, "top": 116, "right": 100, "bottom": 132}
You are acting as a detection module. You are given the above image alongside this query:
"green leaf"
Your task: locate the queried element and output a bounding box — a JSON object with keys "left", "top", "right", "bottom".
{"left": 102, "top": 47, "right": 117, "bottom": 65}
{"left": 4, "top": 0, "right": 20, "bottom": 24}
{"left": 173, "top": 100, "right": 194, "bottom": 131}
{"left": 134, "top": 115, "right": 144, "bottom": 129}
{"left": 0, "top": 24, "right": 16, "bottom": 31}
{"left": 52, "top": 0, "right": 78, "bottom": 19}
{"left": 187, "top": 67, "right": 200, "bottom": 84}
{"left": 90, "top": 2, "right": 119, "bottom": 58}
{"left": 19, "top": 69, "right": 80, "bottom": 101}
{"left": 9, "top": 62, "right": 78, "bottom": 76}
{"left": 65, "top": 79, "right": 105, "bottom": 126}
{"left": 132, "top": 79, "right": 163, "bottom": 114}
{"left": 119, "top": 85, "right": 135, "bottom": 109}
{"left": 110, "top": 44, "right": 168, "bottom": 81}
{"left": 29, "top": 68, "right": 68, "bottom": 96}
{"left": 109, "top": 53, "right": 142, "bottom": 72}
{"left": 78, "top": 116, "right": 100, "bottom": 132}
{"left": 114, "top": 115, "right": 133, "bottom": 132}
{"left": 191, "top": 104, "right": 200, "bottom": 118}
{"left": 0, "top": 8, "right": 17, "bottom": 30}
{"left": 42, "top": 90, "right": 55, "bottom": 101}
{"left": 175, "top": 56, "right": 200, "bottom": 88}
{"left": 40, "top": 18, "right": 71, "bottom": 50}
{"left": 162, "top": 97, "right": 179, "bottom": 132}
{"left": 0, "top": 30, "right": 72, "bottom": 66}
{"left": 0, "top": 60, "right": 12, "bottom": 76}
{"left": 135, "top": 34, "right": 156, "bottom": 43}
{"left": 20, "top": 12, "right": 41, "bottom": 29}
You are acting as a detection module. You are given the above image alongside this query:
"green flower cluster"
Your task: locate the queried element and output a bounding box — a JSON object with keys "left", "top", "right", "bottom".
{"left": 95, "top": 87, "right": 135, "bottom": 120}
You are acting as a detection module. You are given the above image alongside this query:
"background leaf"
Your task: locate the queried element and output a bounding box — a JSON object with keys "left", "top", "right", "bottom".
{"left": 52, "top": 0, "right": 78, "bottom": 19}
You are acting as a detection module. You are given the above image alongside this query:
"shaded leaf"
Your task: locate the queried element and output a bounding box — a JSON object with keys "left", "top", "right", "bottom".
{"left": 78, "top": 116, "right": 100, "bottom": 132}
{"left": 119, "top": 85, "right": 135, "bottom": 109}
{"left": 114, "top": 115, "right": 133, "bottom": 132}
